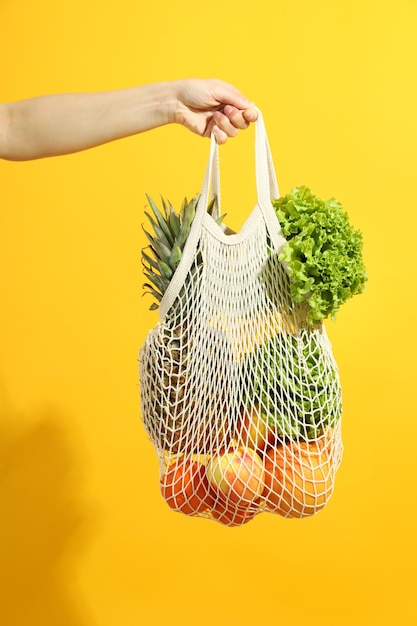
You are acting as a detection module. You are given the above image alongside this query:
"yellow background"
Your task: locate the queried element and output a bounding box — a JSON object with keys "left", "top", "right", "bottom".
{"left": 1, "top": 1, "right": 416, "bottom": 624}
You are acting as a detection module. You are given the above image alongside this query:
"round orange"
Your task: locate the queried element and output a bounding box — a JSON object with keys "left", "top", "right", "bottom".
{"left": 160, "top": 459, "right": 214, "bottom": 516}
{"left": 264, "top": 441, "right": 335, "bottom": 518}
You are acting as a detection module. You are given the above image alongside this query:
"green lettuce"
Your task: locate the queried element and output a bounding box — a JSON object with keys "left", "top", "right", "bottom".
{"left": 272, "top": 186, "right": 367, "bottom": 324}
{"left": 251, "top": 333, "right": 342, "bottom": 440}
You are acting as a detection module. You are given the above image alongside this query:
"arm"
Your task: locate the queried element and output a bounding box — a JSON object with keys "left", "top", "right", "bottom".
{"left": 0, "top": 79, "right": 257, "bottom": 161}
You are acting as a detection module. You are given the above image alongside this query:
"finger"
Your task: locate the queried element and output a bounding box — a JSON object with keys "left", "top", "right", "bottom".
{"left": 212, "top": 111, "right": 239, "bottom": 138}
{"left": 212, "top": 124, "right": 229, "bottom": 145}
{"left": 242, "top": 104, "right": 258, "bottom": 123}
{"left": 222, "top": 105, "right": 251, "bottom": 130}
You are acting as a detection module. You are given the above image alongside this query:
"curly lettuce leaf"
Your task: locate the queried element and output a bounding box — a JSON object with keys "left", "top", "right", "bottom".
{"left": 272, "top": 186, "right": 367, "bottom": 324}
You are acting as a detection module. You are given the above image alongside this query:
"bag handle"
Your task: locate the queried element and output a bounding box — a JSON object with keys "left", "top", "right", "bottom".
{"left": 158, "top": 109, "right": 283, "bottom": 320}
{"left": 159, "top": 137, "right": 221, "bottom": 319}
{"left": 255, "top": 108, "right": 280, "bottom": 207}
{"left": 197, "top": 108, "right": 279, "bottom": 220}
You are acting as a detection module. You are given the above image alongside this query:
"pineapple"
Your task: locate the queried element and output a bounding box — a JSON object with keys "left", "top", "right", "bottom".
{"left": 142, "top": 194, "right": 221, "bottom": 310}
{"left": 140, "top": 194, "right": 232, "bottom": 455}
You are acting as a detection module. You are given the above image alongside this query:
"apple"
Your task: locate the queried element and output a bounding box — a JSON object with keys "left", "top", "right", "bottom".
{"left": 206, "top": 447, "right": 265, "bottom": 506}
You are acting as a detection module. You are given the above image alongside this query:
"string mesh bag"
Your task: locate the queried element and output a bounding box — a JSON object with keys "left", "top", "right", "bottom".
{"left": 139, "top": 110, "right": 343, "bottom": 527}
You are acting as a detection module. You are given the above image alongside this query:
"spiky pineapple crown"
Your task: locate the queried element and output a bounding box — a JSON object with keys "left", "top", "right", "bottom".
{"left": 142, "top": 194, "right": 222, "bottom": 310}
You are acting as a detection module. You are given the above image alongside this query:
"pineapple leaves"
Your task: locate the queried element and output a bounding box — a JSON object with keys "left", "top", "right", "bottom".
{"left": 142, "top": 282, "right": 163, "bottom": 303}
{"left": 141, "top": 248, "right": 159, "bottom": 272}
{"left": 145, "top": 194, "right": 175, "bottom": 247}
{"left": 144, "top": 212, "right": 172, "bottom": 250}
{"left": 141, "top": 194, "right": 224, "bottom": 310}
{"left": 151, "top": 238, "right": 172, "bottom": 266}
{"left": 175, "top": 201, "right": 196, "bottom": 248}
{"left": 159, "top": 261, "right": 174, "bottom": 280}
{"left": 168, "top": 206, "right": 181, "bottom": 238}
{"left": 170, "top": 242, "right": 182, "bottom": 267}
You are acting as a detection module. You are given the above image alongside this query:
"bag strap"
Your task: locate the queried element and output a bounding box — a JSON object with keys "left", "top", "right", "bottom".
{"left": 254, "top": 109, "right": 286, "bottom": 251}
{"left": 255, "top": 109, "right": 280, "bottom": 208}
{"left": 196, "top": 108, "right": 280, "bottom": 217}
{"left": 159, "top": 136, "right": 220, "bottom": 319}
{"left": 158, "top": 109, "right": 284, "bottom": 320}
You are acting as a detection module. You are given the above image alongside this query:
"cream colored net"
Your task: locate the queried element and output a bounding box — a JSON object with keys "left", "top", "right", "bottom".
{"left": 139, "top": 111, "right": 343, "bottom": 526}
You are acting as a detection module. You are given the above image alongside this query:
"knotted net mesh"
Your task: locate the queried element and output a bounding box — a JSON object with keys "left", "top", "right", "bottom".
{"left": 139, "top": 202, "right": 343, "bottom": 526}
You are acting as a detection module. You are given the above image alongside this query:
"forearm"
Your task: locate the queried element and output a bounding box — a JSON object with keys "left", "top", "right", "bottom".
{"left": 0, "top": 82, "right": 178, "bottom": 161}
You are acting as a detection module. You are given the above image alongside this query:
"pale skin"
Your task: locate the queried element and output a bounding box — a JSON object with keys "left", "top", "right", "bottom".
{"left": 0, "top": 78, "right": 258, "bottom": 161}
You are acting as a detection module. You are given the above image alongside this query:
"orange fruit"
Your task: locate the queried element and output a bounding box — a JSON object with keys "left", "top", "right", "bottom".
{"left": 160, "top": 459, "right": 214, "bottom": 516}
{"left": 264, "top": 441, "right": 335, "bottom": 518}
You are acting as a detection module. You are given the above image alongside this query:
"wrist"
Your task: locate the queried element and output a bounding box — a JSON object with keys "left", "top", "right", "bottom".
{"left": 113, "top": 82, "right": 179, "bottom": 134}
{"left": 149, "top": 81, "right": 180, "bottom": 127}
{"left": 163, "top": 79, "right": 187, "bottom": 126}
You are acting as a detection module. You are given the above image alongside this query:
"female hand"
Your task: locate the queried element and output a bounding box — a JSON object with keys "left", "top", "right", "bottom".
{"left": 173, "top": 78, "right": 258, "bottom": 144}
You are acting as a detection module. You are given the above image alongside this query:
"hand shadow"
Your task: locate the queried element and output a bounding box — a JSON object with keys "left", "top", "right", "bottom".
{"left": 0, "top": 401, "right": 97, "bottom": 626}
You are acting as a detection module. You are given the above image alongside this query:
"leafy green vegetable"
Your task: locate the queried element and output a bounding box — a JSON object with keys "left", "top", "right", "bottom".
{"left": 272, "top": 186, "right": 367, "bottom": 324}
{"left": 250, "top": 333, "right": 342, "bottom": 440}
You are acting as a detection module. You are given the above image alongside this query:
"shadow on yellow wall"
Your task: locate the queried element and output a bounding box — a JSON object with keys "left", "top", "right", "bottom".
{"left": 0, "top": 401, "right": 97, "bottom": 626}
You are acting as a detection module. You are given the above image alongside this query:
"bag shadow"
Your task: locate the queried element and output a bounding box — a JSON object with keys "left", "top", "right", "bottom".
{"left": 0, "top": 397, "right": 97, "bottom": 626}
